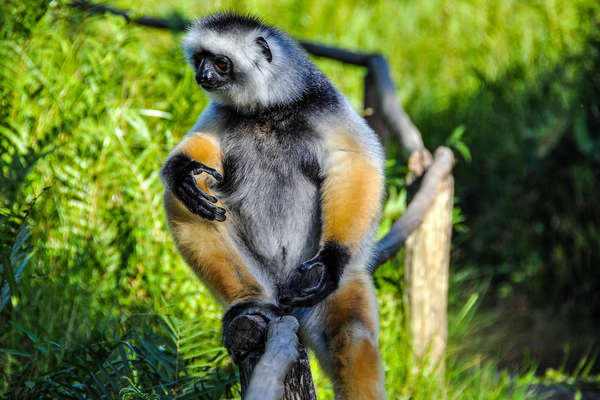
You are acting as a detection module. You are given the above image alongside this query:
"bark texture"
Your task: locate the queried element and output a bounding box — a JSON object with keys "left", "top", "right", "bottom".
{"left": 404, "top": 173, "right": 454, "bottom": 371}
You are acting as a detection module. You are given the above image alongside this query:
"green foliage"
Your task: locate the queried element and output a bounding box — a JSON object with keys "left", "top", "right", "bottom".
{"left": 1, "top": 0, "right": 599, "bottom": 399}
{"left": 443, "top": 7, "right": 600, "bottom": 319}
{"left": 2, "top": 314, "right": 238, "bottom": 399}
{"left": 0, "top": 0, "right": 50, "bottom": 39}
{"left": 0, "top": 223, "right": 33, "bottom": 313}
{"left": 0, "top": 3, "right": 225, "bottom": 397}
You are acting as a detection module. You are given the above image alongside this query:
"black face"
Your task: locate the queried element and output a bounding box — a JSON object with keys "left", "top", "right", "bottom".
{"left": 193, "top": 51, "right": 233, "bottom": 91}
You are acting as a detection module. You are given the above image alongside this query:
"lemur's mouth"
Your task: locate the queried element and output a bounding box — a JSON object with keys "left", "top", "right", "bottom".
{"left": 195, "top": 72, "right": 227, "bottom": 91}
{"left": 199, "top": 82, "right": 226, "bottom": 91}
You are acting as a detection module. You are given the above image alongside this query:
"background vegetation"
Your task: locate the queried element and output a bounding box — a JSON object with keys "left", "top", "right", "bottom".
{"left": 1, "top": 0, "right": 599, "bottom": 398}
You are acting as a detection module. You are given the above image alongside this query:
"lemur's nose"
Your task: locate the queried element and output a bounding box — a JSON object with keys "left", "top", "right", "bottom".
{"left": 197, "top": 70, "right": 213, "bottom": 86}
{"left": 196, "top": 60, "right": 218, "bottom": 87}
{"left": 201, "top": 69, "right": 214, "bottom": 82}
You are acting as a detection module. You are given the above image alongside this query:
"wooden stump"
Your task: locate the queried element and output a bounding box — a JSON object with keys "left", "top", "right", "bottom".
{"left": 404, "top": 173, "right": 454, "bottom": 373}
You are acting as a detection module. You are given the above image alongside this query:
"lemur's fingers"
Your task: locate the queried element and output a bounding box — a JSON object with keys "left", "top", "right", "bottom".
{"left": 191, "top": 163, "right": 223, "bottom": 183}
{"left": 221, "top": 302, "right": 283, "bottom": 365}
{"left": 278, "top": 261, "right": 334, "bottom": 307}
{"left": 279, "top": 282, "right": 328, "bottom": 307}
{"left": 222, "top": 300, "right": 283, "bottom": 336}
{"left": 177, "top": 181, "right": 226, "bottom": 221}
{"left": 297, "top": 261, "right": 326, "bottom": 294}
{"left": 183, "top": 179, "right": 218, "bottom": 203}
{"left": 180, "top": 181, "right": 213, "bottom": 208}
{"left": 164, "top": 154, "right": 226, "bottom": 220}
{"left": 213, "top": 207, "right": 227, "bottom": 222}
{"left": 177, "top": 191, "right": 216, "bottom": 220}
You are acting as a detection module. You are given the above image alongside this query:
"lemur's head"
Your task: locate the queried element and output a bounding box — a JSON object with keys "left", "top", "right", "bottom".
{"left": 183, "top": 13, "right": 315, "bottom": 111}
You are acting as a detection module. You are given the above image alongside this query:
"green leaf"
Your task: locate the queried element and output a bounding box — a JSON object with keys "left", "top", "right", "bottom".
{"left": 0, "top": 348, "right": 32, "bottom": 357}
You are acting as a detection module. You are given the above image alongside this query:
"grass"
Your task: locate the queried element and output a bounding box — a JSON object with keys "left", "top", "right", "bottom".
{"left": 1, "top": 0, "right": 599, "bottom": 398}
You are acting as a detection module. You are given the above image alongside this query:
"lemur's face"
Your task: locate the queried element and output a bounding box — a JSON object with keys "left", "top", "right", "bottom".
{"left": 183, "top": 15, "right": 305, "bottom": 109}
{"left": 184, "top": 34, "right": 273, "bottom": 107}
{"left": 192, "top": 51, "right": 234, "bottom": 91}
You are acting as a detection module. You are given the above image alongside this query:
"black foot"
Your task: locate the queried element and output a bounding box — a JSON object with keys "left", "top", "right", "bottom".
{"left": 222, "top": 301, "right": 283, "bottom": 363}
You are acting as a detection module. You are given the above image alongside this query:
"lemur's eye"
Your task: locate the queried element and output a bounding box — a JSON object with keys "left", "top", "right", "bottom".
{"left": 215, "top": 60, "right": 228, "bottom": 72}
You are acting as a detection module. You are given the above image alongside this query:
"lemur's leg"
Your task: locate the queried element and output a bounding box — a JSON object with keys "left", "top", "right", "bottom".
{"left": 163, "top": 133, "right": 279, "bottom": 327}
{"left": 322, "top": 273, "right": 385, "bottom": 400}
{"left": 165, "top": 192, "right": 266, "bottom": 304}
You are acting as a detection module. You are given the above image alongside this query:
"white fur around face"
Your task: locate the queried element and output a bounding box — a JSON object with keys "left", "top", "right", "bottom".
{"left": 183, "top": 26, "right": 305, "bottom": 111}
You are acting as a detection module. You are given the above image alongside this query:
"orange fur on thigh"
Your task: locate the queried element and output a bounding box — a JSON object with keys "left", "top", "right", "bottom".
{"left": 328, "top": 333, "right": 384, "bottom": 400}
{"left": 322, "top": 134, "right": 383, "bottom": 251}
{"left": 164, "top": 192, "right": 264, "bottom": 305}
{"left": 327, "top": 278, "right": 378, "bottom": 336}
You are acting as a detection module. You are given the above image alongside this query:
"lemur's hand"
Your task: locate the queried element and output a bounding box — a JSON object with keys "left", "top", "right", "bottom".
{"left": 278, "top": 242, "right": 350, "bottom": 307}
{"left": 164, "top": 154, "right": 226, "bottom": 221}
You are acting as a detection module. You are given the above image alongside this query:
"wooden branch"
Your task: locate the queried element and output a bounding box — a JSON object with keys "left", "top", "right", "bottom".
{"left": 299, "top": 41, "right": 374, "bottom": 66}
{"left": 70, "top": 0, "right": 189, "bottom": 31}
{"left": 364, "top": 69, "right": 390, "bottom": 142}
{"left": 71, "top": 0, "right": 130, "bottom": 19}
{"left": 245, "top": 316, "right": 311, "bottom": 400}
{"left": 371, "top": 147, "right": 455, "bottom": 270}
{"left": 365, "top": 56, "right": 425, "bottom": 154}
{"left": 223, "top": 314, "right": 316, "bottom": 400}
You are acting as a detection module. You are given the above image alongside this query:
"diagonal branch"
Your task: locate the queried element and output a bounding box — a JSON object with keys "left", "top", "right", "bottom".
{"left": 370, "top": 147, "right": 455, "bottom": 271}
{"left": 245, "top": 316, "right": 303, "bottom": 400}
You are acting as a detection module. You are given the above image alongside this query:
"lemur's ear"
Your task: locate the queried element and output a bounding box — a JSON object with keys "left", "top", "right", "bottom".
{"left": 256, "top": 37, "right": 272, "bottom": 63}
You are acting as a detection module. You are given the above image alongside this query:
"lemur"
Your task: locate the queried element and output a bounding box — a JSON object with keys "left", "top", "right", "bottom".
{"left": 161, "top": 13, "right": 385, "bottom": 399}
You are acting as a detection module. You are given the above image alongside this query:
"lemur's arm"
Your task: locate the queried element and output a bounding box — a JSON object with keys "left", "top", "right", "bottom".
{"left": 279, "top": 129, "right": 384, "bottom": 307}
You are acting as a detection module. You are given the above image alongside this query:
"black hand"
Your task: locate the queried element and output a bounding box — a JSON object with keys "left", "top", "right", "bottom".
{"left": 163, "top": 154, "right": 226, "bottom": 221}
{"left": 278, "top": 242, "right": 350, "bottom": 308}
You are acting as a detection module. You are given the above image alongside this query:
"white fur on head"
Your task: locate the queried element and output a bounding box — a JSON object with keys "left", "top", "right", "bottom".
{"left": 183, "top": 15, "right": 308, "bottom": 111}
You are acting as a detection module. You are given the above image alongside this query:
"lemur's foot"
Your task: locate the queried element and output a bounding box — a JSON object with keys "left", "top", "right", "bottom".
{"left": 222, "top": 300, "right": 283, "bottom": 363}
